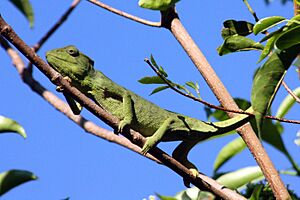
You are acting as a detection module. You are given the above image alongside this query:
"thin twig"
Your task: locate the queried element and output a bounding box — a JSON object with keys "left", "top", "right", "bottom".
{"left": 87, "top": 0, "right": 161, "bottom": 27}
{"left": 145, "top": 58, "right": 300, "bottom": 125}
{"left": 32, "top": 0, "right": 81, "bottom": 52}
{"left": 243, "top": 0, "right": 259, "bottom": 22}
{"left": 282, "top": 81, "right": 300, "bottom": 104}
{"left": 27, "top": 0, "right": 81, "bottom": 72}
{"left": 0, "top": 16, "right": 245, "bottom": 200}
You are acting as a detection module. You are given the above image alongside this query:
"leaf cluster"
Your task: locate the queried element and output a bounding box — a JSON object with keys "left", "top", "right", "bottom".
{"left": 0, "top": 116, "right": 37, "bottom": 196}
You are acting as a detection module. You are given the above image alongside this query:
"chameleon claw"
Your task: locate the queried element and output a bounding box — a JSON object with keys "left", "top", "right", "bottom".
{"left": 141, "top": 138, "right": 151, "bottom": 154}
{"left": 55, "top": 77, "right": 72, "bottom": 92}
{"left": 183, "top": 168, "right": 199, "bottom": 187}
{"left": 56, "top": 85, "right": 64, "bottom": 92}
{"left": 118, "top": 120, "right": 128, "bottom": 133}
{"left": 118, "top": 117, "right": 132, "bottom": 133}
{"left": 141, "top": 144, "right": 150, "bottom": 155}
{"left": 141, "top": 137, "right": 157, "bottom": 155}
{"left": 63, "top": 76, "right": 72, "bottom": 83}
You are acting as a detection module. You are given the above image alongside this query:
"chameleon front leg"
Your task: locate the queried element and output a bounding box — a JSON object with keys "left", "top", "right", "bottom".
{"left": 63, "top": 93, "right": 83, "bottom": 115}
{"left": 172, "top": 140, "right": 200, "bottom": 187}
{"left": 118, "top": 92, "right": 134, "bottom": 132}
{"left": 56, "top": 76, "right": 83, "bottom": 115}
{"left": 141, "top": 117, "right": 175, "bottom": 154}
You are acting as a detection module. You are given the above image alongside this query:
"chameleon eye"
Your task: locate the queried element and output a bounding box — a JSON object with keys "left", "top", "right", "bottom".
{"left": 67, "top": 48, "right": 79, "bottom": 57}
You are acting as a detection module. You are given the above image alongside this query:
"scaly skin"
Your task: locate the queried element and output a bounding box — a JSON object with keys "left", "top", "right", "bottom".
{"left": 46, "top": 45, "right": 252, "bottom": 185}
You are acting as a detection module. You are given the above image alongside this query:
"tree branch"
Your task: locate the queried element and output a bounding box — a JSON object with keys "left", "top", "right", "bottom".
{"left": 87, "top": 0, "right": 161, "bottom": 27}
{"left": 294, "top": 0, "right": 300, "bottom": 16}
{"left": 0, "top": 16, "right": 246, "bottom": 200}
{"left": 159, "top": 8, "right": 290, "bottom": 200}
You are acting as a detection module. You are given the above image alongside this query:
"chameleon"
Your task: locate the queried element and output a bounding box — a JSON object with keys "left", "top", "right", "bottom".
{"left": 46, "top": 45, "right": 253, "bottom": 185}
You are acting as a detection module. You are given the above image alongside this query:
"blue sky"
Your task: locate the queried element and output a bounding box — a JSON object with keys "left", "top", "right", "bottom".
{"left": 0, "top": 1, "right": 299, "bottom": 199}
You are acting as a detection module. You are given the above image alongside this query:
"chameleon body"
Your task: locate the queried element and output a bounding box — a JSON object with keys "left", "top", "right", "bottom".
{"left": 46, "top": 45, "right": 252, "bottom": 184}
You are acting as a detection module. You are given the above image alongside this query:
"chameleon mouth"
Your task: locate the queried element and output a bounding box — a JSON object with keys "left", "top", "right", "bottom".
{"left": 46, "top": 53, "right": 78, "bottom": 71}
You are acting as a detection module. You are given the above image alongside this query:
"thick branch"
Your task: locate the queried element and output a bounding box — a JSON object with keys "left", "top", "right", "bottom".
{"left": 0, "top": 16, "right": 245, "bottom": 200}
{"left": 294, "top": 0, "right": 300, "bottom": 16}
{"left": 160, "top": 8, "right": 290, "bottom": 200}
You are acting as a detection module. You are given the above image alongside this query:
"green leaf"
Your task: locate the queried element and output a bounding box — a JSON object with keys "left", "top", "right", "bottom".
{"left": 216, "top": 166, "right": 264, "bottom": 190}
{"left": 221, "top": 20, "right": 254, "bottom": 39}
{"left": 0, "top": 170, "right": 37, "bottom": 196}
{"left": 138, "top": 76, "right": 165, "bottom": 84}
{"left": 257, "top": 34, "right": 277, "bottom": 63}
{"left": 208, "top": 98, "right": 298, "bottom": 172}
{"left": 138, "top": 0, "right": 180, "bottom": 10}
{"left": 286, "top": 14, "right": 300, "bottom": 27}
{"left": 0, "top": 116, "right": 26, "bottom": 138}
{"left": 251, "top": 45, "right": 300, "bottom": 136}
{"left": 185, "top": 81, "right": 196, "bottom": 90}
{"left": 150, "top": 85, "right": 169, "bottom": 95}
{"left": 156, "top": 193, "right": 177, "bottom": 200}
{"left": 259, "top": 27, "right": 284, "bottom": 43}
{"left": 213, "top": 118, "right": 289, "bottom": 172}
{"left": 249, "top": 184, "right": 264, "bottom": 200}
{"left": 213, "top": 137, "right": 246, "bottom": 172}
{"left": 275, "top": 25, "right": 300, "bottom": 51}
{"left": 253, "top": 16, "right": 286, "bottom": 35}
{"left": 150, "top": 54, "right": 158, "bottom": 68}
{"left": 276, "top": 87, "right": 300, "bottom": 118}
{"left": 158, "top": 66, "right": 168, "bottom": 77}
{"left": 185, "top": 81, "right": 200, "bottom": 97}
{"left": 157, "top": 187, "right": 214, "bottom": 200}
{"left": 9, "top": 0, "right": 34, "bottom": 28}
{"left": 218, "top": 35, "right": 264, "bottom": 56}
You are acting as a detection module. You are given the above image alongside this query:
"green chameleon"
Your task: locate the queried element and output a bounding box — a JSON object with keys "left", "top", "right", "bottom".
{"left": 46, "top": 45, "right": 252, "bottom": 185}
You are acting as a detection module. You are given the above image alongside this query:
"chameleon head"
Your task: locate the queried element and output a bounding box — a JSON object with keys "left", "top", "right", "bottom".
{"left": 46, "top": 45, "right": 95, "bottom": 81}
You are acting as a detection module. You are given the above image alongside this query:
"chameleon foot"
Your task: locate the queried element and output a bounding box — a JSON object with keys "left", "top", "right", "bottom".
{"left": 55, "top": 76, "right": 72, "bottom": 92}
{"left": 183, "top": 168, "right": 199, "bottom": 187}
{"left": 118, "top": 119, "right": 130, "bottom": 133}
{"left": 56, "top": 85, "right": 64, "bottom": 92}
{"left": 141, "top": 137, "right": 157, "bottom": 155}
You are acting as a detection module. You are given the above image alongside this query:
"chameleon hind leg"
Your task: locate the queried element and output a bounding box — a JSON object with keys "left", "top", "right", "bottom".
{"left": 118, "top": 92, "right": 134, "bottom": 132}
{"left": 172, "top": 140, "right": 200, "bottom": 187}
{"left": 141, "top": 117, "right": 175, "bottom": 154}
